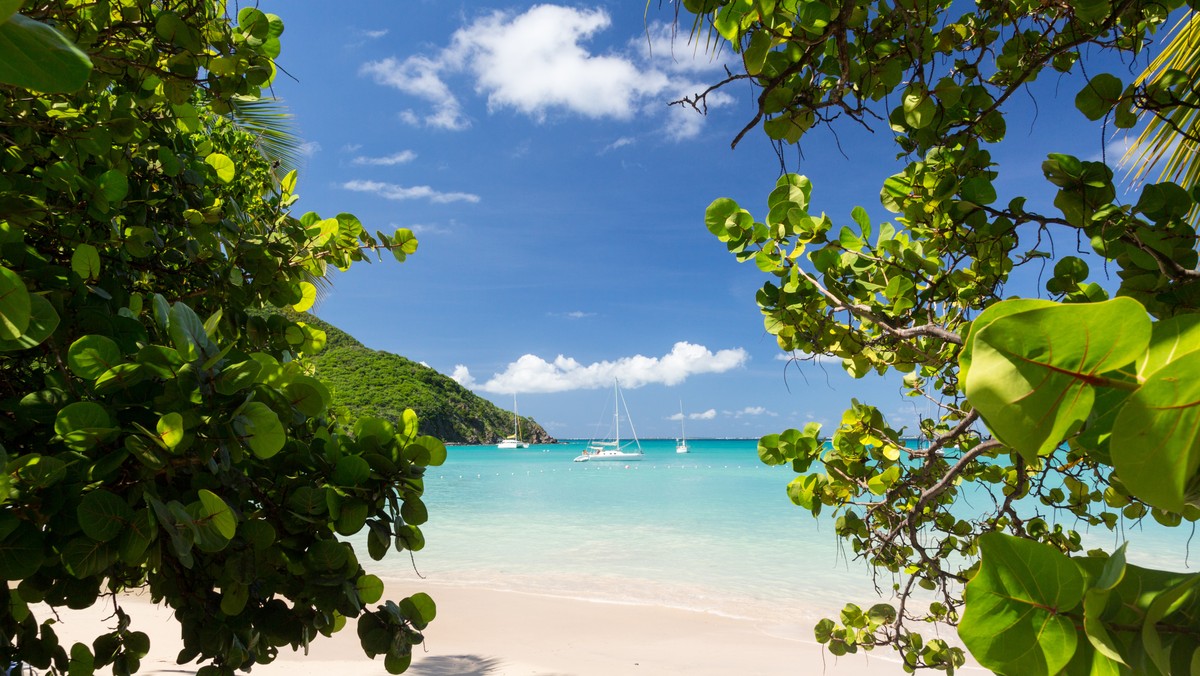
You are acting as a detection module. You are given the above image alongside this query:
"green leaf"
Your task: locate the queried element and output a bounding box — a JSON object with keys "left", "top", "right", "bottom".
{"left": 68, "top": 642, "right": 95, "bottom": 676}
{"left": 0, "top": 265, "right": 31, "bottom": 340}
{"left": 233, "top": 402, "right": 285, "bottom": 459}
{"left": 399, "top": 592, "right": 436, "bottom": 629}
{"left": 157, "top": 412, "right": 184, "bottom": 450}
{"left": 964, "top": 298, "right": 1149, "bottom": 459}
{"left": 197, "top": 490, "right": 236, "bottom": 540}
{"left": 54, "top": 401, "right": 116, "bottom": 451}
{"left": 96, "top": 170, "right": 128, "bottom": 202}
{"left": 959, "top": 533, "right": 1085, "bottom": 674}
{"left": 333, "top": 456, "right": 371, "bottom": 487}
{"left": 292, "top": 281, "right": 317, "bottom": 312}
{"left": 70, "top": 243, "right": 101, "bottom": 281}
{"left": 283, "top": 375, "right": 330, "bottom": 417}
{"left": 0, "top": 0, "right": 21, "bottom": 24}
{"left": 356, "top": 574, "right": 384, "bottom": 604}
{"left": 204, "top": 153, "right": 235, "bottom": 183}
{"left": 67, "top": 334, "right": 121, "bottom": 380}
{"left": 1075, "top": 73, "right": 1123, "bottom": 121}
{"left": 60, "top": 537, "right": 117, "bottom": 578}
{"left": 0, "top": 14, "right": 92, "bottom": 93}
{"left": 0, "top": 522, "right": 44, "bottom": 580}
{"left": 77, "top": 490, "right": 133, "bottom": 542}
{"left": 0, "top": 293, "right": 59, "bottom": 351}
{"left": 168, "top": 301, "right": 216, "bottom": 361}
{"left": 1113, "top": 349, "right": 1200, "bottom": 512}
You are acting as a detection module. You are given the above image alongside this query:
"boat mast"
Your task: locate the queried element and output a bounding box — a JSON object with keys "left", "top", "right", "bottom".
{"left": 613, "top": 380, "right": 620, "bottom": 449}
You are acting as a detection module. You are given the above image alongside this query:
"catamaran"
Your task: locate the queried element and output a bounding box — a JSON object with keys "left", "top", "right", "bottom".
{"left": 497, "top": 393, "right": 529, "bottom": 449}
{"left": 574, "top": 381, "right": 643, "bottom": 462}
{"left": 675, "top": 401, "right": 689, "bottom": 454}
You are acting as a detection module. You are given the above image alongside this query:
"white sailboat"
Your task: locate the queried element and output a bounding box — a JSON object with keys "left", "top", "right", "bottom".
{"left": 574, "top": 381, "right": 643, "bottom": 462}
{"left": 497, "top": 393, "right": 529, "bottom": 449}
{"left": 676, "top": 401, "right": 690, "bottom": 454}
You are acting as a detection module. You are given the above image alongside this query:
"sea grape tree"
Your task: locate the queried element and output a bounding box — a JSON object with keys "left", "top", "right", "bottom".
{"left": 675, "top": 0, "right": 1200, "bottom": 672}
{"left": 0, "top": 2, "right": 438, "bottom": 674}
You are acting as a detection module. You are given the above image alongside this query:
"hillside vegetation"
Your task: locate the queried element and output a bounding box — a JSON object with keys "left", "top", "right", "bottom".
{"left": 298, "top": 313, "right": 554, "bottom": 444}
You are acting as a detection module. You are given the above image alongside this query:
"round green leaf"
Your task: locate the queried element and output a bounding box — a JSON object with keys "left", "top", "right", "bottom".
{"left": 78, "top": 489, "right": 133, "bottom": 542}
{"left": 96, "top": 170, "right": 128, "bottom": 202}
{"left": 60, "top": 537, "right": 118, "bottom": 578}
{"left": 197, "top": 489, "right": 236, "bottom": 540}
{"left": 284, "top": 375, "right": 330, "bottom": 417}
{"left": 292, "top": 281, "right": 317, "bottom": 312}
{"left": 332, "top": 455, "right": 370, "bottom": 486}
{"left": 1113, "top": 350, "right": 1200, "bottom": 512}
{"left": 204, "top": 153, "right": 235, "bottom": 183}
{"left": 157, "top": 412, "right": 184, "bottom": 450}
{"left": 233, "top": 402, "right": 285, "bottom": 459}
{"left": 67, "top": 334, "right": 122, "bottom": 380}
{"left": 964, "top": 298, "right": 1150, "bottom": 459}
{"left": 0, "top": 293, "right": 59, "bottom": 352}
{"left": 356, "top": 574, "right": 384, "bottom": 604}
{"left": 1075, "top": 73, "right": 1123, "bottom": 121}
{"left": 70, "top": 243, "right": 101, "bottom": 281}
{"left": 53, "top": 401, "right": 111, "bottom": 437}
{"left": 399, "top": 592, "right": 436, "bottom": 627}
{"left": 0, "top": 522, "right": 44, "bottom": 580}
{"left": 959, "top": 533, "right": 1084, "bottom": 674}
{"left": 0, "top": 14, "right": 93, "bottom": 93}
{"left": 0, "top": 265, "right": 31, "bottom": 340}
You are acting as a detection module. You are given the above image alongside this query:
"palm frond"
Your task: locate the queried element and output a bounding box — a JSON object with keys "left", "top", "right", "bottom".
{"left": 227, "top": 94, "right": 308, "bottom": 174}
{"left": 1123, "top": 11, "right": 1200, "bottom": 191}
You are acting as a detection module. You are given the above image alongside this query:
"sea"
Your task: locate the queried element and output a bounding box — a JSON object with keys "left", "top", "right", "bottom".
{"left": 362, "top": 438, "right": 1199, "bottom": 627}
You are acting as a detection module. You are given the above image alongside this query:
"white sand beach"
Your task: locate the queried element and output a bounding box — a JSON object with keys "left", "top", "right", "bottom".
{"left": 42, "top": 583, "right": 982, "bottom": 675}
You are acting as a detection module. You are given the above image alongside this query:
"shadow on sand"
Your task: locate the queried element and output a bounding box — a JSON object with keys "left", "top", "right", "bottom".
{"left": 408, "top": 655, "right": 505, "bottom": 676}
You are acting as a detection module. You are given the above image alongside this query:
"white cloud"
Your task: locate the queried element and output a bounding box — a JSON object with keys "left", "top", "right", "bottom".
{"left": 566, "top": 311, "right": 594, "bottom": 319}
{"left": 407, "top": 222, "right": 454, "bottom": 236}
{"left": 733, "top": 406, "right": 776, "bottom": 417}
{"left": 691, "top": 409, "right": 717, "bottom": 420}
{"left": 361, "top": 29, "right": 389, "bottom": 40}
{"left": 299, "top": 141, "right": 322, "bottom": 157}
{"left": 359, "top": 6, "right": 731, "bottom": 138}
{"left": 343, "top": 179, "right": 480, "bottom": 204}
{"left": 456, "top": 341, "right": 748, "bottom": 394}
{"left": 776, "top": 351, "right": 835, "bottom": 365}
{"left": 352, "top": 150, "right": 417, "bottom": 166}
{"left": 341, "top": 143, "right": 363, "bottom": 153}
{"left": 361, "top": 55, "right": 470, "bottom": 130}
{"left": 600, "top": 136, "right": 636, "bottom": 154}
{"left": 450, "top": 365, "right": 476, "bottom": 388}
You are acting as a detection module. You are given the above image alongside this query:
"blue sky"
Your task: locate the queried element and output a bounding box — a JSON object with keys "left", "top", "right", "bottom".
{"left": 257, "top": 1, "right": 1145, "bottom": 439}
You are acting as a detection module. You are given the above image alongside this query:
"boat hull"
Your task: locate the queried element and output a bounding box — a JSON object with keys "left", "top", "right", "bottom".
{"left": 573, "top": 451, "right": 643, "bottom": 462}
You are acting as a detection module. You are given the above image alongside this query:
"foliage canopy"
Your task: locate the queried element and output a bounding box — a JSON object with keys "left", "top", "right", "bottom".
{"left": 676, "top": 0, "right": 1200, "bottom": 672}
{"left": 0, "top": 2, "right": 439, "bottom": 674}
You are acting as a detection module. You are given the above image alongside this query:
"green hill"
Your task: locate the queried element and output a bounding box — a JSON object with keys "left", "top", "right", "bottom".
{"left": 292, "top": 313, "right": 555, "bottom": 445}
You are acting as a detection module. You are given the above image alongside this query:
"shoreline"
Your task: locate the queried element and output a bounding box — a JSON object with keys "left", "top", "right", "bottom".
{"left": 41, "top": 582, "right": 982, "bottom": 675}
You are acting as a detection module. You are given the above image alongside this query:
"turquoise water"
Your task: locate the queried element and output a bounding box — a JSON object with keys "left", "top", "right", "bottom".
{"left": 365, "top": 439, "right": 1198, "bottom": 624}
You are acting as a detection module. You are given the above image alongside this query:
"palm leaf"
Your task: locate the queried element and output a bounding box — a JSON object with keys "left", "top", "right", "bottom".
{"left": 227, "top": 94, "right": 307, "bottom": 174}
{"left": 1123, "top": 12, "right": 1200, "bottom": 193}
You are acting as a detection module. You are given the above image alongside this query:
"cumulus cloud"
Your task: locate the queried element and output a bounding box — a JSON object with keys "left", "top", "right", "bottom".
{"left": 361, "top": 29, "right": 389, "bottom": 40}
{"left": 298, "top": 141, "right": 322, "bottom": 157}
{"left": 343, "top": 179, "right": 480, "bottom": 204}
{"left": 359, "top": 6, "right": 730, "bottom": 138}
{"left": 450, "top": 365, "right": 476, "bottom": 389}
{"left": 351, "top": 150, "right": 417, "bottom": 166}
{"left": 691, "top": 409, "right": 717, "bottom": 420}
{"left": 453, "top": 342, "right": 748, "bottom": 394}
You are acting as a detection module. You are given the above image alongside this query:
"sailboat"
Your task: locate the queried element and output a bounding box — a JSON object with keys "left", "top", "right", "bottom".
{"left": 675, "top": 401, "right": 690, "bottom": 454}
{"left": 497, "top": 393, "right": 529, "bottom": 449}
{"left": 573, "top": 381, "right": 643, "bottom": 462}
